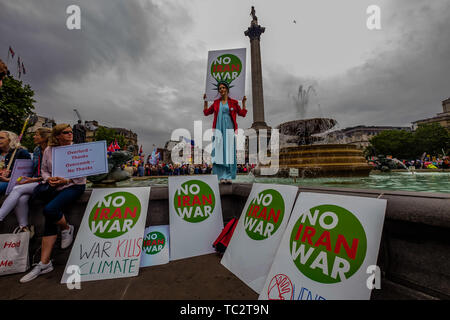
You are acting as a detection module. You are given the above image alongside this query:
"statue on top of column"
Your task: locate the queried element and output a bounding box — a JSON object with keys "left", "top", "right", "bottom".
{"left": 250, "top": 6, "right": 258, "bottom": 24}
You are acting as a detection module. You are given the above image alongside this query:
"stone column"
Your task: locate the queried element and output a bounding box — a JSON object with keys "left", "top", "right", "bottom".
{"left": 245, "top": 17, "right": 270, "bottom": 130}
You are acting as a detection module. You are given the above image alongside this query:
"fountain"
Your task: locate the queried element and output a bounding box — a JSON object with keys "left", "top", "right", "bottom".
{"left": 260, "top": 85, "right": 373, "bottom": 178}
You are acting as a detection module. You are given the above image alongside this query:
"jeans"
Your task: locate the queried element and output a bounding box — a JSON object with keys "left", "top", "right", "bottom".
{"left": 39, "top": 184, "right": 86, "bottom": 236}
{"left": 0, "top": 182, "right": 8, "bottom": 196}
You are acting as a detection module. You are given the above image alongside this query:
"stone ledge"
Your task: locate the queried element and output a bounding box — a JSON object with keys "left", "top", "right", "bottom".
{"left": 0, "top": 183, "right": 448, "bottom": 300}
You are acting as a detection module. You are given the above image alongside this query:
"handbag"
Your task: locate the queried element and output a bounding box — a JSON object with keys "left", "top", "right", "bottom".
{"left": 30, "top": 182, "right": 57, "bottom": 203}
{"left": 0, "top": 229, "right": 30, "bottom": 276}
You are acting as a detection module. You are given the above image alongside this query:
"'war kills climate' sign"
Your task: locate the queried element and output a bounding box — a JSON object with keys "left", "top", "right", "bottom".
{"left": 259, "top": 193, "right": 386, "bottom": 300}
{"left": 61, "top": 187, "right": 150, "bottom": 283}
{"left": 205, "top": 48, "right": 246, "bottom": 101}
{"left": 169, "top": 176, "right": 223, "bottom": 261}
{"left": 221, "top": 184, "right": 298, "bottom": 294}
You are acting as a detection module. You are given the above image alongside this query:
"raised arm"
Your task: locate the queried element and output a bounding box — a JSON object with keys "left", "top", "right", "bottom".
{"left": 203, "top": 94, "right": 214, "bottom": 116}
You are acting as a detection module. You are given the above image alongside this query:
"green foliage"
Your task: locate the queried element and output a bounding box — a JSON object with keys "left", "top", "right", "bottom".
{"left": 0, "top": 76, "right": 36, "bottom": 134}
{"left": 413, "top": 123, "right": 450, "bottom": 157}
{"left": 94, "top": 126, "right": 126, "bottom": 147}
{"left": 20, "top": 133, "right": 36, "bottom": 153}
{"left": 369, "top": 124, "right": 450, "bottom": 159}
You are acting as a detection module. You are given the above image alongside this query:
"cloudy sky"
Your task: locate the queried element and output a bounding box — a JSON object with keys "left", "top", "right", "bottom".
{"left": 1, "top": 0, "right": 449, "bottom": 154}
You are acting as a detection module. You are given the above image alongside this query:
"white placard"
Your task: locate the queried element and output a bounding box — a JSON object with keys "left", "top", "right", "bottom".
{"left": 205, "top": 48, "right": 246, "bottom": 101}
{"left": 61, "top": 187, "right": 150, "bottom": 283}
{"left": 289, "top": 168, "right": 299, "bottom": 177}
{"left": 140, "top": 225, "right": 170, "bottom": 267}
{"left": 169, "top": 175, "right": 223, "bottom": 261}
{"left": 221, "top": 184, "right": 299, "bottom": 293}
{"left": 6, "top": 159, "right": 33, "bottom": 195}
{"left": 52, "top": 141, "right": 108, "bottom": 179}
{"left": 259, "top": 192, "right": 387, "bottom": 300}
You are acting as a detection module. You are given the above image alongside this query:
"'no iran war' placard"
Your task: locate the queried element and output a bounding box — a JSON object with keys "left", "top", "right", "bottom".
{"left": 6, "top": 159, "right": 33, "bottom": 195}
{"left": 205, "top": 48, "right": 246, "bottom": 101}
{"left": 61, "top": 187, "right": 150, "bottom": 283}
{"left": 140, "top": 225, "right": 170, "bottom": 267}
{"left": 169, "top": 175, "right": 223, "bottom": 261}
{"left": 259, "top": 193, "right": 387, "bottom": 300}
{"left": 221, "top": 184, "right": 298, "bottom": 294}
{"left": 52, "top": 141, "right": 108, "bottom": 179}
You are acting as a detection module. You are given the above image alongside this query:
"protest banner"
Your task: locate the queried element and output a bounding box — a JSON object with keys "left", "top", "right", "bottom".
{"left": 5, "top": 159, "right": 33, "bottom": 195}
{"left": 140, "top": 225, "right": 170, "bottom": 267}
{"left": 60, "top": 187, "right": 150, "bottom": 283}
{"left": 259, "top": 192, "right": 387, "bottom": 300}
{"left": 169, "top": 175, "right": 223, "bottom": 261}
{"left": 205, "top": 48, "right": 246, "bottom": 101}
{"left": 221, "top": 184, "right": 298, "bottom": 293}
{"left": 52, "top": 141, "right": 108, "bottom": 179}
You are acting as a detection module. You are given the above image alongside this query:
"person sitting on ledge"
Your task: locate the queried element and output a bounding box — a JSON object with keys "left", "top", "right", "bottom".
{"left": 0, "top": 131, "right": 31, "bottom": 196}
{"left": 20, "top": 124, "right": 86, "bottom": 283}
{"left": 0, "top": 128, "right": 51, "bottom": 234}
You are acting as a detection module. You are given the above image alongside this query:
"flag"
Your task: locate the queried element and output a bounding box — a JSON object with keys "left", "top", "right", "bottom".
{"left": 17, "top": 56, "right": 21, "bottom": 78}
{"left": 149, "top": 148, "right": 159, "bottom": 165}
{"left": 108, "top": 142, "right": 114, "bottom": 153}
{"left": 21, "top": 62, "right": 26, "bottom": 75}
{"left": 114, "top": 139, "right": 120, "bottom": 151}
{"left": 7, "top": 46, "right": 15, "bottom": 60}
{"left": 183, "top": 136, "right": 194, "bottom": 146}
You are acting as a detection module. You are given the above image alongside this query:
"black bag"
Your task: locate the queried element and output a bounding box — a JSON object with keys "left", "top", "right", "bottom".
{"left": 30, "top": 182, "right": 57, "bottom": 203}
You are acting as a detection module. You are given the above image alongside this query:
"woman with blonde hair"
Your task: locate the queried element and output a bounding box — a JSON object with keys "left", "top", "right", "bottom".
{"left": 0, "top": 128, "right": 51, "bottom": 233}
{"left": 0, "top": 130, "right": 31, "bottom": 196}
{"left": 20, "top": 124, "right": 86, "bottom": 283}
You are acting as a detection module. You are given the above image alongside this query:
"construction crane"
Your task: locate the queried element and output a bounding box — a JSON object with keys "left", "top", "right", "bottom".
{"left": 74, "top": 108, "right": 82, "bottom": 122}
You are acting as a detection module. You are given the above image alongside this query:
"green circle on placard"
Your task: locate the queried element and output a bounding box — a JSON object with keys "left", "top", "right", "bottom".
{"left": 173, "top": 180, "right": 215, "bottom": 223}
{"left": 210, "top": 54, "right": 242, "bottom": 85}
{"left": 89, "top": 192, "right": 141, "bottom": 239}
{"left": 289, "top": 204, "right": 367, "bottom": 284}
{"left": 142, "top": 231, "right": 166, "bottom": 255}
{"left": 244, "top": 189, "right": 285, "bottom": 240}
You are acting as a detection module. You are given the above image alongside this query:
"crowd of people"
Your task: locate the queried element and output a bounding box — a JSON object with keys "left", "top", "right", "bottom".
{"left": 125, "top": 162, "right": 254, "bottom": 177}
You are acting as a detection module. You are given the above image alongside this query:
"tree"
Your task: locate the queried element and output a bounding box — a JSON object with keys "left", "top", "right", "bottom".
{"left": 369, "top": 130, "right": 414, "bottom": 159}
{"left": 0, "top": 76, "right": 36, "bottom": 133}
{"left": 413, "top": 123, "right": 450, "bottom": 157}
{"left": 0, "top": 76, "right": 36, "bottom": 152}
{"left": 94, "top": 126, "right": 126, "bottom": 148}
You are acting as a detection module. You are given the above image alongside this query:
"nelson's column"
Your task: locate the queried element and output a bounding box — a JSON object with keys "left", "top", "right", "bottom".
{"left": 245, "top": 6, "right": 271, "bottom": 131}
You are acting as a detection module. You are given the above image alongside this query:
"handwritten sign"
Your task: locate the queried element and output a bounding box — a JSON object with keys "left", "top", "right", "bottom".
{"left": 259, "top": 192, "right": 386, "bottom": 300}
{"left": 140, "top": 225, "right": 170, "bottom": 268}
{"left": 221, "top": 184, "right": 298, "bottom": 293}
{"left": 52, "top": 141, "right": 108, "bottom": 179}
{"left": 205, "top": 48, "right": 246, "bottom": 101}
{"left": 6, "top": 159, "right": 33, "bottom": 195}
{"left": 169, "top": 175, "right": 223, "bottom": 261}
{"left": 60, "top": 187, "right": 150, "bottom": 283}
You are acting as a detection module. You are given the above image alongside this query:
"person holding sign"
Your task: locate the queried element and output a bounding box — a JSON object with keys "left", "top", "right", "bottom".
{"left": 0, "top": 128, "right": 51, "bottom": 233}
{"left": 20, "top": 124, "right": 86, "bottom": 283}
{"left": 0, "top": 131, "right": 31, "bottom": 196}
{"left": 203, "top": 81, "right": 247, "bottom": 184}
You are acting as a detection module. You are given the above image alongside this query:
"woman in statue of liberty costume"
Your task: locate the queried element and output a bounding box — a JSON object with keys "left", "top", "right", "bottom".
{"left": 203, "top": 81, "right": 247, "bottom": 184}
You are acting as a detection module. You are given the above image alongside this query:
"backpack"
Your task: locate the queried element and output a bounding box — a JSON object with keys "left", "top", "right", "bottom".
{"left": 213, "top": 217, "right": 238, "bottom": 254}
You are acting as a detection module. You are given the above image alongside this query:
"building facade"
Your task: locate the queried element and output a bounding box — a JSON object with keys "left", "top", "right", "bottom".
{"left": 412, "top": 98, "right": 450, "bottom": 131}
{"left": 327, "top": 125, "right": 411, "bottom": 150}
